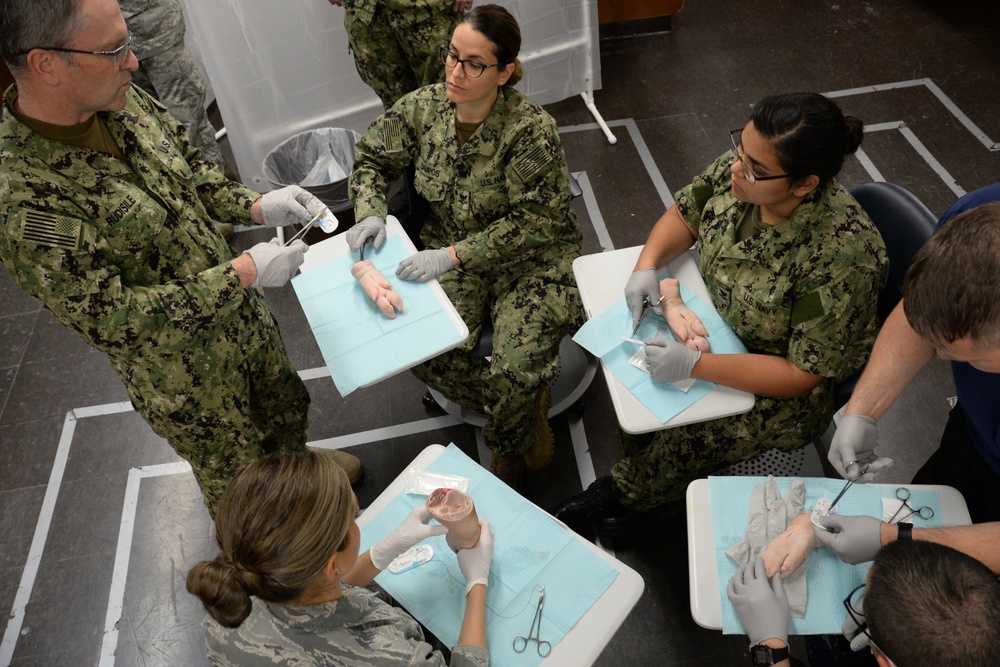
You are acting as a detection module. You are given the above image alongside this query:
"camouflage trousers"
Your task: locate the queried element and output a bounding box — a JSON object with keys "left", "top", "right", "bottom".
{"left": 131, "top": 42, "right": 225, "bottom": 170}
{"left": 344, "top": 2, "right": 460, "bottom": 110}
{"left": 612, "top": 389, "right": 833, "bottom": 510}
{"left": 123, "top": 326, "right": 309, "bottom": 517}
{"left": 413, "top": 266, "right": 583, "bottom": 457}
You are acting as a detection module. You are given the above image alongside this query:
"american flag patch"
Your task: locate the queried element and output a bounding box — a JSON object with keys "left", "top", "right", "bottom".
{"left": 512, "top": 145, "right": 551, "bottom": 183}
{"left": 13, "top": 209, "right": 83, "bottom": 250}
{"left": 382, "top": 117, "right": 406, "bottom": 152}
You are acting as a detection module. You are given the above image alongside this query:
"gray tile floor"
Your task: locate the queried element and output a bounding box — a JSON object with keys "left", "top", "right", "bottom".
{"left": 2, "top": 0, "right": 999, "bottom": 665}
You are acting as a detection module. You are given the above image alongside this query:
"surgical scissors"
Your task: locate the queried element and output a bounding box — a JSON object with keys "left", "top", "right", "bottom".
{"left": 513, "top": 587, "right": 551, "bottom": 657}
{"left": 888, "top": 487, "right": 934, "bottom": 523}
{"left": 829, "top": 462, "right": 872, "bottom": 510}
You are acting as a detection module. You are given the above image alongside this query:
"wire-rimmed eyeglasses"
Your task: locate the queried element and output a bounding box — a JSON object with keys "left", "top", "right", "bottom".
{"left": 439, "top": 45, "right": 504, "bottom": 78}
{"left": 843, "top": 584, "right": 896, "bottom": 664}
{"left": 15, "top": 30, "right": 133, "bottom": 67}
{"left": 729, "top": 128, "right": 791, "bottom": 185}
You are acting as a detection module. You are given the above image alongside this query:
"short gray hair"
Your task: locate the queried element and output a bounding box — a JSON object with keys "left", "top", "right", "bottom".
{"left": 0, "top": 0, "right": 86, "bottom": 72}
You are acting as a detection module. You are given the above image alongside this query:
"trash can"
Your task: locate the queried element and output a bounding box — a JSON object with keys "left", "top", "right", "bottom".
{"left": 262, "top": 127, "right": 361, "bottom": 213}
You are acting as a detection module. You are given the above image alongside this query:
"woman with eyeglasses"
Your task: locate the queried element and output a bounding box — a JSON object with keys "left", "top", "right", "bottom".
{"left": 187, "top": 450, "right": 494, "bottom": 666}
{"left": 556, "top": 93, "right": 888, "bottom": 539}
{"left": 347, "top": 4, "right": 583, "bottom": 488}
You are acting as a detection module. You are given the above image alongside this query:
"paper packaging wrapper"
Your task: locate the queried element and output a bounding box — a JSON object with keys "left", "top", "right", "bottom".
{"left": 426, "top": 488, "right": 480, "bottom": 551}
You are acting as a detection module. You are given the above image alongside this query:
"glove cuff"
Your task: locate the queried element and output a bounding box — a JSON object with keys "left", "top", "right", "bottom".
{"left": 369, "top": 541, "right": 396, "bottom": 571}
{"left": 465, "top": 578, "right": 488, "bottom": 595}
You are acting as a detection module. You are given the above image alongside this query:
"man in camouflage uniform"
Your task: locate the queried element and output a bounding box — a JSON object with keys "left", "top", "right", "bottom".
{"left": 0, "top": 0, "right": 360, "bottom": 516}
{"left": 119, "top": 0, "right": 225, "bottom": 170}
{"left": 326, "top": 0, "right": 469, "bottom": 110}
{"left": 348, "top": 80, "right": 583, "bottom": 485}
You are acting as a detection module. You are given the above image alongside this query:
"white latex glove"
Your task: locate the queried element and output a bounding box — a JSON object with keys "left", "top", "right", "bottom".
{"left": 727, "top": 557, "right": 790, "bottom": 646}
{"left": 244, "top": 239, "right": 308, "bottom": 288}
{"left": 346, "top": 215, "right": 387, "bottom": 252}
{"left": 643, "top": 337, "right": 701, "bottom": 383}
{"left": 813, "top": 514, "right": 883, "bottom": 565}
{"left": 842, "top": 590, "right": 870, "bottom": 651}
{"left": 396, "top": 248, "right": 453, "bottom": 282}
{"left": 829, "top": 414, "right": 894, "bottom": 482}
{"left": 370, "top": 506, "right": 448, "bottom": 570}
{"left": 624, "top": 268, "right": 662, "bottom": 330}
{"left": 260, "top": 185, "right": 328, "bottom": 228}
{"left": 457, "top": 520, "right": 493, "bottom": 594}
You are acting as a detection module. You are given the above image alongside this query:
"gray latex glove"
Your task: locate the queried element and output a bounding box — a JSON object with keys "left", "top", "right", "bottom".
{"left": 829, "top": 413, "right": 894, "bottom": 482}
{"left": 842, "top": 590, "right": 870, "bottom": 651}
{"left": 624, "top": 268, "right": 662, "bottom": 330}
{"left": 244, "top": 239, "right": 308, "bottom": 288}
{"left": 369, "top": 506, "right": 448, "bottom": 570}
{"left": 259, "top": 185, "right": 328, "bottom": 228}
{"left": 727, "top": 557, "right": 789, "bottom": 646}
{"left": 457, "top": 520, "right": 494, "bottom": 594}
{"left": 813, "top": 514, "right": 883, "bottom": 564}
{"left": 346, "top": 215, "right": 387, "bottom": 252}
{"left": 396, "top": 248, "right": 453, "bottom": 282}
{"left": 644, "top": 337, "right": 701, "bottom": 383}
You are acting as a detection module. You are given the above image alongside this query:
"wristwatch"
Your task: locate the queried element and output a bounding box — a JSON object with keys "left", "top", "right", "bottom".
{"left": 897, "top": 521, "right": 913, "bottom": 540}
{"left": 750, "top": 643, "right": 789, "bottom": 666}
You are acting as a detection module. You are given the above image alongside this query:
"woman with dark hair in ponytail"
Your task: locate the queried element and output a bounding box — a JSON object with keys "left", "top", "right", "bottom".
{"left": 557, "top": 93, "right": 889, "bottom": 540}
{"left": 347, "top": 4, "right": 583, "bottom": 489}
{"left": 187, "top": 451, "right": 493, "bottom": 666}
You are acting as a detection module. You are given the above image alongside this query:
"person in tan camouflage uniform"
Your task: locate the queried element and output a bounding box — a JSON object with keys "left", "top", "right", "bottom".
{"left": 556, "top": 93, "right": 889, "bottom": 540}
{"left": 326, "top": 0, "right": 470, "bottom": 111}
{"left": 0, "top": 0, "right": 361, "bottom": 516}
{"left": 346, "top": 5, "right": 583, "bottom": 488}
{"left": 119, "top": 0, "right": 225, "bottom": 170}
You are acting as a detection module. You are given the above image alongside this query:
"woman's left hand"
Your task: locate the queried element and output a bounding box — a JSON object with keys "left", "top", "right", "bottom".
{"left": 396, "top": 248, "right": 455, "bottom": 282}
{"left": 643, "top": 337, "right": 702, "bottom": 383}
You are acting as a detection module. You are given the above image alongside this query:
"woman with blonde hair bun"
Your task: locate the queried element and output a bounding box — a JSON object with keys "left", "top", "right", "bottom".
{"left": 186, "top": 450, "right": 493, "bottom": 666}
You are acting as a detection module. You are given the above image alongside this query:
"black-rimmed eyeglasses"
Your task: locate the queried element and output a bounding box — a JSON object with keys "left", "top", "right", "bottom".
{"left": 729, "top": 128, "right": 791, "bottom": 185}
{"left": 15, "top": 30, "right": 133, "bottom": 67}
{"left": 843, "top": 584, "right": 897, "bottom": 664}
{"left": 440, "top": 46, "right": 504, "bottom": 78}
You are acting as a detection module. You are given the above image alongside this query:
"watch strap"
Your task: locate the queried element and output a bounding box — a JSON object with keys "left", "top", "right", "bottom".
{"left": 897, "top": 521, "right": 913, "bottom": 540}
{"left": 750, "top": 643, "right": 790, "bottom": 666}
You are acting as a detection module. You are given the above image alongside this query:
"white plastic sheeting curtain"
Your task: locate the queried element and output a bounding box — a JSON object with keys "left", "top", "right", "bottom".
{"left": 180, "top": 0, "right": 601, "bottom": 191}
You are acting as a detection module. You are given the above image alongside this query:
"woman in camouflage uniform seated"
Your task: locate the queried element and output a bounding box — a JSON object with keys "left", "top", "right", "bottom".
{"left": 187, "top": 450, "right": 493, "bottom": 666}
{"left": 556, "top": 93, "right": 889, "bottom": 541}
{"left": 347, "top": 5, "right": 583, "bottom": 488}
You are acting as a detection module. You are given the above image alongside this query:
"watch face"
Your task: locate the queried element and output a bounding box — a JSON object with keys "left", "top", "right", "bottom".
{"left": 750, "top": 644, "right": 787, "bottom": 666}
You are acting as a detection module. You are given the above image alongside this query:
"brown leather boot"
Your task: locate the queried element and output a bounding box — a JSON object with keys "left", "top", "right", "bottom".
{"left": 307, "top": 446, "right": 364, "bottom": 485}
{"left": 523, "top": 387, "right": 554, "bottom": 470}
{"left": 489, "top": 453, "right": 526, "bottom": 490}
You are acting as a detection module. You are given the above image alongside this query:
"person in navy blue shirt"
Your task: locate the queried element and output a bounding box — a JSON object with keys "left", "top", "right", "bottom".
{"left": 828, "top": 183, "right": 1000, "bottom": 523}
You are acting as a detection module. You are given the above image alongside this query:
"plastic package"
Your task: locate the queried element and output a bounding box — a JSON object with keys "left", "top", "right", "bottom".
{"left": 388, "top": 544, "right": 434, "bottom": 574}
{"left": 426, "top": 488, "right": 480, "bottom": 551}
{"left": 810, "top": 497, "right": 836, "bottom": 529}
{"left": 404, "top": 469, "right": 469, "bottom": 496}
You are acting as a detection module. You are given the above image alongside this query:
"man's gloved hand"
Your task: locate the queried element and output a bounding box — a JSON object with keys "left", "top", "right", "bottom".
{"left": 346, "top": 215, "right": 387, "bottom": 252}
{"left": 259, "top": 185, "right": 328, "bottom": 228}
{"left": 244, "top": 239, "right": 308, "bottom": 288}
{"left": 727, "top": 557, "right": 790, "bottom": 646}
{"left": 396, "top": 248, "right": 453, "bottom": 282}
{"left": 842, "top": 589, "right": 870, "bottom": 652}
{"left": 457, "top": 520, "right": 494, "bottom": 595}
{"left": 813, "top": 514, "right": 883, "bottom": 565}
{"left": 624, "top": 268, "right": 662, "bottom": 330}
{"left": 369, "top": 506, "right": 448, "bottom": 570}
{"left": 829, "top": 414, "right": 894, "bottom": 482}
{"left": 644, "top": 337, "right": 701, "bottom": 383}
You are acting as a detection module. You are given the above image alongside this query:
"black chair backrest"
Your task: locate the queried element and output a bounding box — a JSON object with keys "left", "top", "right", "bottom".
{"left": 850, "top": 182, "right": 938, "bottom": 321}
